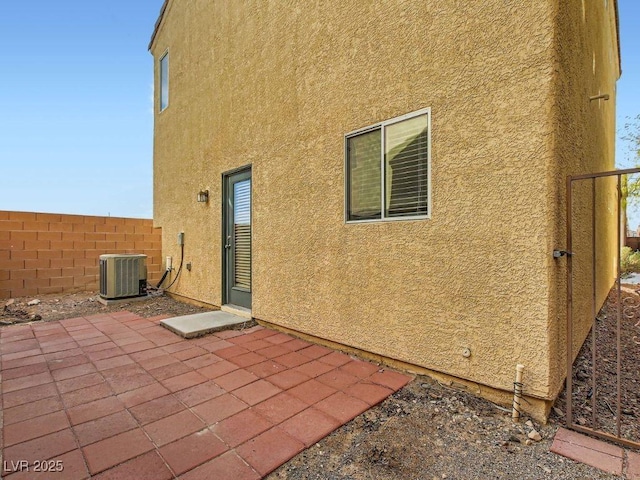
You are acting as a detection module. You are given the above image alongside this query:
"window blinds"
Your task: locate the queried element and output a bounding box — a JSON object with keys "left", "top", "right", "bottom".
{"left": 233, "top": 180, "right": 251, "bottom": 289}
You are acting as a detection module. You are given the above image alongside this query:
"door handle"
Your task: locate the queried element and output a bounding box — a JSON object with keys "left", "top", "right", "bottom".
{"left": 224, "top": 236, "right": 231, "bottom": 249}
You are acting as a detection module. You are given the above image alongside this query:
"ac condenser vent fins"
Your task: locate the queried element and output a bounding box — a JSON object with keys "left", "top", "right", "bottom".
{"left": 99, "top": 254, "right": 147, "bottom": 299}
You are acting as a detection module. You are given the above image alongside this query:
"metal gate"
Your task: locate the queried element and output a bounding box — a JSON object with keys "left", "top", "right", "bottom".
{"left": 566, "top": 167, "right": 640, "bottom": 449}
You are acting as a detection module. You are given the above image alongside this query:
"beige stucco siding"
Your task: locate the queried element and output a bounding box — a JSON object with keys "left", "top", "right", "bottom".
{"left": 546, "top": 0, "right": 620, "bottom": 399}
{"left": 151, "top": 0, "right": 618, "bottom": 410}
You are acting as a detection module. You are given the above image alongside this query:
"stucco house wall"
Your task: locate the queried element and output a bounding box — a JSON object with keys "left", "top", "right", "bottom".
{"left": 150, "top": 0, "right": 619, "bottom": 419}
{"left": 546, "top": 0, "right": 620, "bottom": 400}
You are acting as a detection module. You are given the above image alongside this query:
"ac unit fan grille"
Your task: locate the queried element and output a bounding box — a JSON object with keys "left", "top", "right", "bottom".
{"left": 99, "top": 254, "right": 147, "bottom": 299}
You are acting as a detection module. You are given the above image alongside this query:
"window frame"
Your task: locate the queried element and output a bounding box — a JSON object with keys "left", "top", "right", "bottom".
{"left": 344, "top": 107, "right": 432, "bottom": 224}
{"left": 159, "top": 50, "right": 169, "bottom": 112}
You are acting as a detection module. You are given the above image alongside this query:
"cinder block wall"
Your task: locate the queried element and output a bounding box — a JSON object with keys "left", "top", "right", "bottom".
{"left": 0, "top": 211, "right": 162, "bottom": 299}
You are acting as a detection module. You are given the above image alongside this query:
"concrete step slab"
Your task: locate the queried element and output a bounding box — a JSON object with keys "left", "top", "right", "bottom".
{"left": 160, "top": 311, "right": 250, "bottom": 339}
{"left": 221, "top": 305, "right": 252, "bottom": 319}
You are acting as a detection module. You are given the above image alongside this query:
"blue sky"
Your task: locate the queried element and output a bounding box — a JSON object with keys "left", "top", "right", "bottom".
{"left": 0, "top": 1, "right": 163, "bottom": 218}
{"left": 617, "top": 0, "right": 640, "bottom": 164}
{"left": 0, "top": 1, "right": 639, "bottom": 219}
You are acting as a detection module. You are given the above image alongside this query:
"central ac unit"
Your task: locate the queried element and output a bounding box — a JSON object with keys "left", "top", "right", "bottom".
{"left": 99, "top": 254, "right": 147, "bottom": 299}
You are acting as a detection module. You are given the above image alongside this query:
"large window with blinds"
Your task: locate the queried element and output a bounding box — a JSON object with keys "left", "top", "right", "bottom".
{"left": 346, "top": 108, "right": 430, "bottom": 222}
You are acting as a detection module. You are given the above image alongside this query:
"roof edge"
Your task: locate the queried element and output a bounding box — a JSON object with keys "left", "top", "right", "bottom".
{"left": 148, "top": 0, "right": 170, "bottom": 52}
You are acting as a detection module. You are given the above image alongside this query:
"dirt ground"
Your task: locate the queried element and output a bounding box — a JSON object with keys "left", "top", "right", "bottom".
{"left": 1, "top": 290, "right": 635, "bottom": 479}
{"left": 1, "top": 290, "right": 209, "bottom": 324}
{"left": 555, "top": 286, "right": 640, "bottom": 446}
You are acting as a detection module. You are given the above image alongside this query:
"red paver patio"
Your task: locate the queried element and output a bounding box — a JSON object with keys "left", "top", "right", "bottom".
{"left": 551, "top": 427, "right": 640, "bottom": 479}
{"left": 0, "top": 311, "right": 412, "bottom": 479}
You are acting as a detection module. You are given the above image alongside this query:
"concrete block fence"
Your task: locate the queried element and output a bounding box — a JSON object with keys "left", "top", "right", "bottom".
{"left": 0, "top": 210, "right": 162, "bottom": 299}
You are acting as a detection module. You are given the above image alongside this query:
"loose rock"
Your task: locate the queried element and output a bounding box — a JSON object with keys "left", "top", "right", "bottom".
{"left": 27, "top": 299, "right": 41, "bottom": 306}
{"left": 576, "top": 370, "right": 590, "bottom": 381}
{"left": 527, "top": 430, "right": 542, "bottom": 442}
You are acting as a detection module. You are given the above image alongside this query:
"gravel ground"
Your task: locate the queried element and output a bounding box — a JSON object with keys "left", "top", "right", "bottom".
{"left": 1, "top": 290, "right": 210, "bottom": 324}
{"left": 1, "top": 291, "right": 633, "bottom": 479}
{"left": 555, "top": 287, "right": 640, "bottom": 445}
{"left": 267, "top": 377, "right": 617, "bottom": 480}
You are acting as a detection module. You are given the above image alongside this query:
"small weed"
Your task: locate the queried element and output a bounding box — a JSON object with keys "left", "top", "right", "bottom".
{"left": 621, "top": 246, "right": 640, "bottom": 274}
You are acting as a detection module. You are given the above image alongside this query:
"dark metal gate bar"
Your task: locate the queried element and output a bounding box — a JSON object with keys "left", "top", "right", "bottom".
{"left": 566, "top": 166, "right": 640, "bottom": 449}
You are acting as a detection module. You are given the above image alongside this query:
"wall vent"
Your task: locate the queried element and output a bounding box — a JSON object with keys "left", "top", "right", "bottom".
{"left": 99, "top": 254, "right": 147, "bottom": 299}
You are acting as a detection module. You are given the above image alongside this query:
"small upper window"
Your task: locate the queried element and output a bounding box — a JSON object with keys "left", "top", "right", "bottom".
{"left": 346, "top": 109, "right": 430, "bottom": 222}
{"left": 159, "top": 52, "right": 169, "bottom": 111}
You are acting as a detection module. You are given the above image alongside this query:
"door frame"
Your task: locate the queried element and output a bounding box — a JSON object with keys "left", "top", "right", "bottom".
{"left": 221, "top": 165, "right": 252, "bottom": 309}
